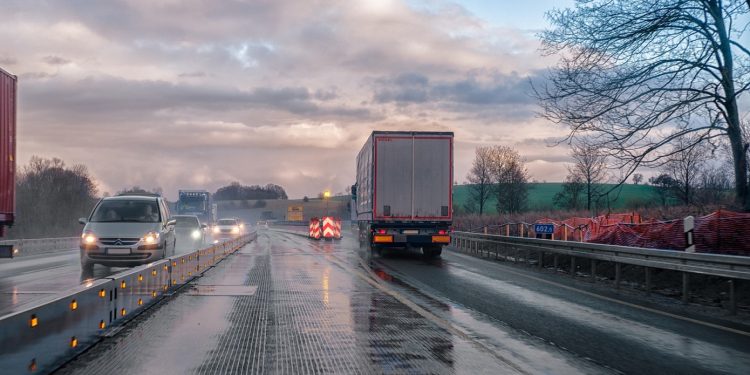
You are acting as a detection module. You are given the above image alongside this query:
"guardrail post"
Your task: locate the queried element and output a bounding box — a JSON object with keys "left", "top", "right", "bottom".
{"left": 684, "top": 216, "right": 695, "bottom": 253}
{"left": 729, "top": 280, "right": 737, "bottom": 315}
{"left": 564, "top": 226, "right": 568, "bottom": 241}
{"left": 615, "top": 263, "right": 622, "bottom": 289}
{"left": 553, "top": 254, "right": 558, "bottom": 271}
{"left": 505, "top": 225, "right": 510, "bottom": 237}
{"left": 570, "top": 257, "right": 576, "bottom": 278}
{"left": 519, "top": 223, "right": 524, "bottom": 238}
{"left": 682, "top": 272, "right": 690, "bottom": 304}
{"left": 590, "top": 260, "right": 596, "bottom": 283}
{"left": 645, "top": 267, "right": 652, "bottom": 296}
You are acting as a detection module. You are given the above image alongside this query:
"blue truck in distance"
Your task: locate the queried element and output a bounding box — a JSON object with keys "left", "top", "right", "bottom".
{"left": 177, "top": 190, "right": 214, "bottom": 225}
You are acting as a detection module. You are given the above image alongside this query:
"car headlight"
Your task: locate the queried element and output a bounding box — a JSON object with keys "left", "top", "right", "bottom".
{"left": 191, "top": 230, "right": 201, "bottom": 239}
{"left": 232, "top": 226, "right": 240, "bottom": 234}
{"left": 142, "top": 232, "right": 160, "bottom": 244}
{"left": 81, "top": 232, "right": 97, "bottom": 245}
{"left": 212, "top": 226, "right": 220, "bottom": 234}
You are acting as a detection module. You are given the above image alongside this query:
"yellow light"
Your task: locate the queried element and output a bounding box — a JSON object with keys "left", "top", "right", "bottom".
{"left": 152, "top": 270, "right": 157, "bottom": 277}
{"left": 323, "top": 190, "right": 331, "bottom": 198}
{"left": 172, "top": 280, "right": 177, "bottom": 285}
{"left": 121, "top": 308, "right": 126, "bottom": 316}
{"left": 172, "top": 261, "right": 177, "bottom": 267}
{"left": 431, "top": 235, "right": 451, "bottom": 243}
{"left": 70, "top": 300, "right": 78, "bottom": 311}
{"left": 29, "top": 315, "right": 38, "bottom": 328}
{"left": 99, "top": 320, "right": 106, "bottom": 329}
{"left": 138, "top": 275, "right": 143, "bottom": 282}
{"left": 99, "top": 289, "right": 106, "bottom": 298}
{"left": 151, "top": 291, "right": 157, "bottom": 297}
{"left": 138, "top": 298, "right": 143, "bottom": 306}
{"left": 70, "top": 336, "right": 78, "bottom": 348}
{"left": 120, "top": 281, "right": 126, "bottom": 289}
{"left": 164, "top": 265, "right": 168, "bottom": 271}
{"left": 373, "top": 235, "right": 393, "bottom": 243}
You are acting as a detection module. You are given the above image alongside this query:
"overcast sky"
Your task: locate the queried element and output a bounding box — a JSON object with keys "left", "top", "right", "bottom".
{"left": 0, "top": 0, "right": 576, "bottom": 199}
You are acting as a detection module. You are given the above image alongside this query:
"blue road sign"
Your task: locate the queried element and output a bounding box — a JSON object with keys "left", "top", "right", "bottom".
{"left": 534, "top": 223, "right": 555, "bottom": 234}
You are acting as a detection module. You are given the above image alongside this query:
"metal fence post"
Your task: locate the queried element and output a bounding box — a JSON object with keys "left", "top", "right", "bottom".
{"left": 615, "top": 263, "right": 622, "bottom": 289}
{"left": 682, "top": 272, "right": 690, "bottom": 304}
{"left": 729, "top": 279, "right": 737, "bottom": 315}
{"left": 590, "top": 260, "right": 596, "bottom": 283}
{"left": 570, "top": 256, "right": 576, "bottom": 278}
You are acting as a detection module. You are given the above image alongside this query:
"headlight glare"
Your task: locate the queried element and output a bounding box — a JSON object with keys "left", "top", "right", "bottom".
{"left": 232, "top": 226, "right": 240, "bottom": 234}
{"left": 82, "top": 233, "right": 97, "bottom": 245}
{"left": 212, "top": 226, "right": 220, "bottom": 234}
{"left": 191, "top": 230, "right": 201, "bottom": 239}
{"left": 142, "top": 232, "right": 160, "bottom": 244}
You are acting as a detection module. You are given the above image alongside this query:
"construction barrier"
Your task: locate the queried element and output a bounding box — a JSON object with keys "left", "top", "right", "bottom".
{"left": 309, "top": 218, "right": 321, "bottom": 240}
{"left": 321, "top": 216, "right": 341, "bottom": 240}
{"left": 0, "top": 233, "right": 256, "bottom": 374}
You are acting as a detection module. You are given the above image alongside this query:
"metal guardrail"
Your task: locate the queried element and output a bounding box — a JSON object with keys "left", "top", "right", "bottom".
{"left": 0, "top": 237, "right": 80, "bottom": 258}
{"left": 451, "top": 231, "right": 750, "bottom": 313}
{"left": 0, "top": 230, "right": 257, "bottom": 374}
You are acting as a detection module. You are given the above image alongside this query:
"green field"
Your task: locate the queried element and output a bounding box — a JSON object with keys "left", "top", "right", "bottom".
{"left": 453, "top": 183, "right": 658, "bottom": 213}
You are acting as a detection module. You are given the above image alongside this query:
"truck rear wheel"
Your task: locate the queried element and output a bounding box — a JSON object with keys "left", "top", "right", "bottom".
{"left": 423, "top": 246, "right": 442, "bottom": 258}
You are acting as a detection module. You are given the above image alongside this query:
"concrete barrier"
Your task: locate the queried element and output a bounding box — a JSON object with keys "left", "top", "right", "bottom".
{"left": 0, "top": 231, "right": 256, "bottom": 373}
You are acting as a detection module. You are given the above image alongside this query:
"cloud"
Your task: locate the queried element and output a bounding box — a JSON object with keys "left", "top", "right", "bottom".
{"left": 42, "top": 55, "right": 71, "bottom": 65}
{"left": 2, "top": 0, "right": 566, "bottom": 199}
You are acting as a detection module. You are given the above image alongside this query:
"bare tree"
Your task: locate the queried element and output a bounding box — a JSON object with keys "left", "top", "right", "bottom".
{"left": 553, "top": 175, "right": 585, "bottom": 210}
{"left": 489, "top": 146, "right": 529, "bottom": 214}
{"left": 8, "top": 157, "right": 99, "bottom": 239}
{"left": 632, "top": 173, "right": 644, "bottom": 185}
{"left": 466, "top": 146, "right": 494, "bottom": 215}
{"left": 536, "top": 0, "right": 750, "bottom": 209}
{"left": 662, "top": 137, "right": 708, "bottom": 205}
{"left": 568, "top": 143, "right": 608, "bottom": 212}
{"left": 649, "top": 174, "right": 678, "bottom": 206}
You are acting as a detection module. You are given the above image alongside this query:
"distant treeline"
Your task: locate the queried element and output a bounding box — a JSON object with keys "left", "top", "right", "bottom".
{"left": 4, "top": 157, "right": 289, "bottom": 239}
{"left": 212, "top": 182, "right": 288, "bottom": 201}
{"left": 7, "top": 157, "right": 98, "bottom": 239}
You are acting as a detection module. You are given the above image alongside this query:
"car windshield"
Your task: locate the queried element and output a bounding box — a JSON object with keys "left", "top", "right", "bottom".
{"left": 90, "top": 199, "right": 161, "bottom": 223}
{"left": 175, "top": 216, "right": 199, "bottom": 228}
{"left": 217, "top": 219, "right": 236, "bottom": 226}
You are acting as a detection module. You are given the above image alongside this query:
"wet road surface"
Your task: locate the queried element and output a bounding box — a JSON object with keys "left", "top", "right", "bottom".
{"left": 0, "top": 236, "right": 210, "bottom": 316}
{"left": 54, "top": 229, "right": 750, "bottom": 374}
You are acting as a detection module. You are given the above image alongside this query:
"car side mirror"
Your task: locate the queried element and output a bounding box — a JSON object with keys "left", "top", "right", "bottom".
{"left": 167, "top": 219, "right": 177, "bottom": 227}
{"left": 78, "top": 217, "right": 87, "bottom": 225}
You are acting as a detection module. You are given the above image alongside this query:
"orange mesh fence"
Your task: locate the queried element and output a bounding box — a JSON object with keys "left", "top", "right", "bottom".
{"left": 455, "top": 210, "right": 750, "bottom": 256}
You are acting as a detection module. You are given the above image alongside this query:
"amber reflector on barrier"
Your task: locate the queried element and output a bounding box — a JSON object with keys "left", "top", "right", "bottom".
{"left": 152, "top": 270, "right": 157, "bottom": 276}
{"left": 152, "top": 291, "right": 157, "bottom": 297}
{"left": 120, "top": 281, "right": 126, "bottom": 289}
{"left": 121, "top": 308, "right": 126, "bottom": 316}
{"left": 138, "top": 298, "right": 143, "bottom": 306}
{"left": 99, "top": 289, "right": 106, "bottom": 298}
{"left": 138, "top": 274, "right": 143, "bottom": 282}
{"left": 70, "top": 300, "right": 78, "bottom": 311}
{"left": 99, "top": 320, "right": 106, "bottom": 329}
{"left": 29, "top": 314, "right": 38, "bottom": 328}
{"left": 70, "top": 336, "right": 78, "bottom": 348}
{"left": 28, "top": 359, "right": 37, "bottom": 372}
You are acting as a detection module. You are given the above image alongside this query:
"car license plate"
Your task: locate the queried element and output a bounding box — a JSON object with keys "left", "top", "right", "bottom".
{"left": 402, "top": 230, "right": 419, "bottom": 235}
{"left": 107, "top": 248, "right": 131, "bottom": 255}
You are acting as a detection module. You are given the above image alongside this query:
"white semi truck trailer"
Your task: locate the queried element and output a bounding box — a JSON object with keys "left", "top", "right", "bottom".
{"left": 354, "top": 131, "right": 453, "bottom": 258}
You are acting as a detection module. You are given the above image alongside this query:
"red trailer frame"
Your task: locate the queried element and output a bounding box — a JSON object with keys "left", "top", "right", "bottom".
{"left": 0, "top": 67, "right": 16, "bottom": 237}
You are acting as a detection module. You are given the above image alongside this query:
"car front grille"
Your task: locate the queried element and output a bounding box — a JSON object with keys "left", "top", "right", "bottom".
{"left": 100, "top": 238, "right": 140, "bottom": 246}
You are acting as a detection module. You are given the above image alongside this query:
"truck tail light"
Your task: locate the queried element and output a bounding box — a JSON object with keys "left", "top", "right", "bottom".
{"left": 438, "top": 229, "right": 447, "bottom": 235}
{"left": 377, "top": 229, "right": 387, "bottom": 234}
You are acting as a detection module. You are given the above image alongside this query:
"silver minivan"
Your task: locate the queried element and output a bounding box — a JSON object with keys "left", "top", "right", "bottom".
{"left": 79, "top": 194, "right": 176, "bottom": 273}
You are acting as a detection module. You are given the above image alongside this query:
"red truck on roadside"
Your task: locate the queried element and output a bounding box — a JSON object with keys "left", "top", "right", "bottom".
{"left": 0, "top": 67, "right": 16, "bottom": 256}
